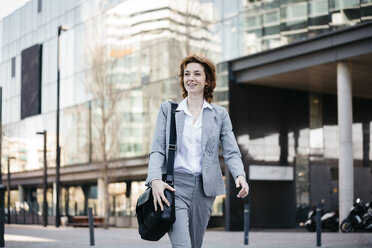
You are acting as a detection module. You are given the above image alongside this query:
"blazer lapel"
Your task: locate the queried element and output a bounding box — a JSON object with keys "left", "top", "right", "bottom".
{"left": 175, "top": 110, "right": 185, "bottom": 152}
{"left": 201, "top": 108, "right": 217, "bottom": 154}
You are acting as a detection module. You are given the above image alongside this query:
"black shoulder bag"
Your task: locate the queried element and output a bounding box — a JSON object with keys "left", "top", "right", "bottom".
{"left": 136, "top": 102, "right": 178, "bottom": 241}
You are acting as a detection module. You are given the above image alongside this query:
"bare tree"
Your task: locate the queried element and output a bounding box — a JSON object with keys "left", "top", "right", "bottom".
{"left": 182, "top": 0, "right": 216, "bottom": 56}
{"left": 168, "top": 0, "right": 218, "bottom": 72}
{"left": 83, "top": 0, "right": 124, "bottom": 229}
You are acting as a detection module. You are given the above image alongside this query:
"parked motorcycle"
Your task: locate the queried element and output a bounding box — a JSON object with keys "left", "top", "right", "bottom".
{"left": 362, "top": 204, "right": 372, "bottom": 231}
{"left": 340, "top": 198, "right": 372, "bottom": 232}
{"left": 305, "top": 205, "right": 339, "bottom": 232}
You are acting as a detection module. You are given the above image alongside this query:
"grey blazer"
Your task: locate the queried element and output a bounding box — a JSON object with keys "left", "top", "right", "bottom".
{"left": 145, "top": 101, "right": 246, "bottom": 196}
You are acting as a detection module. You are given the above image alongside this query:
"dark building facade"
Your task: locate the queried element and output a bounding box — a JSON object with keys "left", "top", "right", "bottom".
{"left": 226, "top": 21, "right": 372, "bottom": 229}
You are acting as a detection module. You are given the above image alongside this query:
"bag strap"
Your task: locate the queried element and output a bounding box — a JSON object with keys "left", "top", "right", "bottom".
{"left": 165, "top": 101, "right": 178, "bottom": 185}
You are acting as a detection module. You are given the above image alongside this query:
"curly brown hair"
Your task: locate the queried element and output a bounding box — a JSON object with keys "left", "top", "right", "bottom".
{"left": 178, "top": 55, "right": 216, "bottom": 103}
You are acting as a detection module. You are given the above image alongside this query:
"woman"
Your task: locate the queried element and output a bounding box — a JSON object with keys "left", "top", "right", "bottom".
{"left": 146, "top": 55, "right": 249, "bottom": 248}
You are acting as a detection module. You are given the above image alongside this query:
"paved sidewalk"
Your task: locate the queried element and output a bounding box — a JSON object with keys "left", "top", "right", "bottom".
{"left": 3, "top": 224, "right": 372, "bottom": 248}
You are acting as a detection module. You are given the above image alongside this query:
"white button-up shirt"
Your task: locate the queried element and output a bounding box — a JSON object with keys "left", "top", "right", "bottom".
{"left": 174, "top": 97, "right": 213, "bottom": 175}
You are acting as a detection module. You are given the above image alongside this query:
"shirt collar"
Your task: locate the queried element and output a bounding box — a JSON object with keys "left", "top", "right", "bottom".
{"left": 176, "top": 97, "right": 213, "bottom": 115}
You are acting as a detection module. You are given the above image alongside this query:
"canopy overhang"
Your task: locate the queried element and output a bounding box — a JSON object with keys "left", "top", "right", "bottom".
{"left": 229, "top": 22, "right": 372, "bottom": 98}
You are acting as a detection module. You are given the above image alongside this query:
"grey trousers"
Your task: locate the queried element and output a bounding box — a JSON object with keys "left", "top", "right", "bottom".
{"left": 168, "top": 172, "right": 215, "bottom": 248}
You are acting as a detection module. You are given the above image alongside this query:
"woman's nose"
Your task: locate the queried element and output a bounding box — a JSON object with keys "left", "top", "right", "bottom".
{"left": 188, "top": 75, "right": 195, "bottom": 81}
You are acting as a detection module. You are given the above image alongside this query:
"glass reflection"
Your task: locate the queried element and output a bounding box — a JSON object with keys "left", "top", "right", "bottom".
{"left": 324, "top": 125, "right": 338, "bottom": 159}
{"left": 242, "top": 0, "right": 371, "bottom": 55}
{"left": 62, "top": 103, "right": 90, "bottom": 164}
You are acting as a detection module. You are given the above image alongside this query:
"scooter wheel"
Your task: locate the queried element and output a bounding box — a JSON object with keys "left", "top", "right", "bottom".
{"left": 340, "top": 220, "right": 352, "bottom": 232}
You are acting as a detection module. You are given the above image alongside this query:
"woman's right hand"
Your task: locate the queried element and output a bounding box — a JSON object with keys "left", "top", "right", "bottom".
{"left": 151, "top": 179, "right": 176, "bottom": 211}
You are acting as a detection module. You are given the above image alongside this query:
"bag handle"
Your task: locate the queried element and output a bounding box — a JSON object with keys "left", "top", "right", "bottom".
{"left": 165, "top": 101, "right": 178, "bottom": 185}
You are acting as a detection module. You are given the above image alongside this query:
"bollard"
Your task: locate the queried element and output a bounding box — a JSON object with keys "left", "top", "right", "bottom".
{"left": 88, "top": 207, "right": 95, "bottom": 246}
{"left": 244, "top": 203, "right": 250, "bottom": 245}
{"left": 0, "top": 184, "right": 6, "bottom": 247}
{"left": 316, "top": 202, "right": 321, "bottom": 247}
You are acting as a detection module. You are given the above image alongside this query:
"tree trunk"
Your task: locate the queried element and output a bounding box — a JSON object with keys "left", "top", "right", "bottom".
{"left": 102, "top": 163, "right": 110, "bottom": 229}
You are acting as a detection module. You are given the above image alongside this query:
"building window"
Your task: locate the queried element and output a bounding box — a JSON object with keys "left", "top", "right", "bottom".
{"left": 11, "top": 57, "right": 16, "bottom": 77}
{"left": 38, "top": 0, "right": 42, "bottom": 13}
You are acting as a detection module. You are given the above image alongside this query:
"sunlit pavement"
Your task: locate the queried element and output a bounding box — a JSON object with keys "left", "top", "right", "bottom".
{"left": 3, "top": 224, "right": 372, "bottom": 248}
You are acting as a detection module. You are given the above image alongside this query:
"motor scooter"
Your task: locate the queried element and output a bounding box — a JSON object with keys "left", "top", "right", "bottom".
{"left": 361, "top": 202, "right": 372, "bottom": 231}
{"left": 340, "top": 198, "right": 372, "bottom": 232}
{"left": 305, "top": 205, "right": 339, "bottom": 232}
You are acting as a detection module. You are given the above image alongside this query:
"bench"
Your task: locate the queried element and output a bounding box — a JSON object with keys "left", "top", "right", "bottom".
{"left": 68, "top": 216, "right": 104, "bottom": 227}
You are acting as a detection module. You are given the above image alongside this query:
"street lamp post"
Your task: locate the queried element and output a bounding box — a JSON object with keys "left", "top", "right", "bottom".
{"left": 36, "top": 131, "right": 48, "bottom": 227}
{"left": 7, "top": 157, "right": 15, "bottom": 225}
{"left": 56, "top": 25, "right": 69, "bottom": 227}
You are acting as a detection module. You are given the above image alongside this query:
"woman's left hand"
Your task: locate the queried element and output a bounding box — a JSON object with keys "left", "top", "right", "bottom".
{"left": 235, "top": 175, "right": 249, "bottom": 198}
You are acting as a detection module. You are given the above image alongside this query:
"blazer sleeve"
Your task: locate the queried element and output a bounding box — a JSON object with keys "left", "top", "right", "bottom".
{"left": 145, "top": 102, "right": 168, "bottom": 186}
{"left": 220, "top": 108, "right": 246, "bottom": 180}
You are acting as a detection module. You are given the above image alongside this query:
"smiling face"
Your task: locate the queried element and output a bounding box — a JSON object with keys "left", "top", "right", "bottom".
{"left": 183, "top": 62, "right": 207, "bottom": 97}
{"left": 178, "top": 55, "right": 217, "bottom": 103}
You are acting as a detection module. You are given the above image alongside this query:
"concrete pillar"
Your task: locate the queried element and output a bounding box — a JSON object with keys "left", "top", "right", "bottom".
{"left": 53, "top": 182, "right": 57, "bottom": 216}
{"left": 18, "top": 185, "right": 24, "bottom": 215}
{"left": 97, "top": 178, "right": 105, "bottom": 217}
{"left": 18, "top": 185, "right": 24, "bottom": 203}
{"left": 337, "top": 61, "right": 354, "bottom": 223}
{"left": 64, "top": 186, "right": 69, "bottom": 216}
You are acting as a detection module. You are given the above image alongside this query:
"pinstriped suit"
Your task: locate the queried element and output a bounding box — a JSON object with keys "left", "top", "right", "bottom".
{"left": 146, "top": 101, "right": 245, "bottom": 248}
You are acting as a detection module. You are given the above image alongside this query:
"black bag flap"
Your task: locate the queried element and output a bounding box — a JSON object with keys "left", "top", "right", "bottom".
{"left": 137, "top": 188, "right": 152, "bottom": 207}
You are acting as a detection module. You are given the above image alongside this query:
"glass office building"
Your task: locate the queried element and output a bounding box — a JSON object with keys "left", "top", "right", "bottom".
{"left": 0, "top": 0, "right": 224, "bottom": 226}
{"left": 1, "top": 0, "right": 371, "bottom": 228}
{"left": 241, "top": 0, "right": 372, "bottom": 54}
{"left": 226, "top": 0, "right": 372, "bottom": 229}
